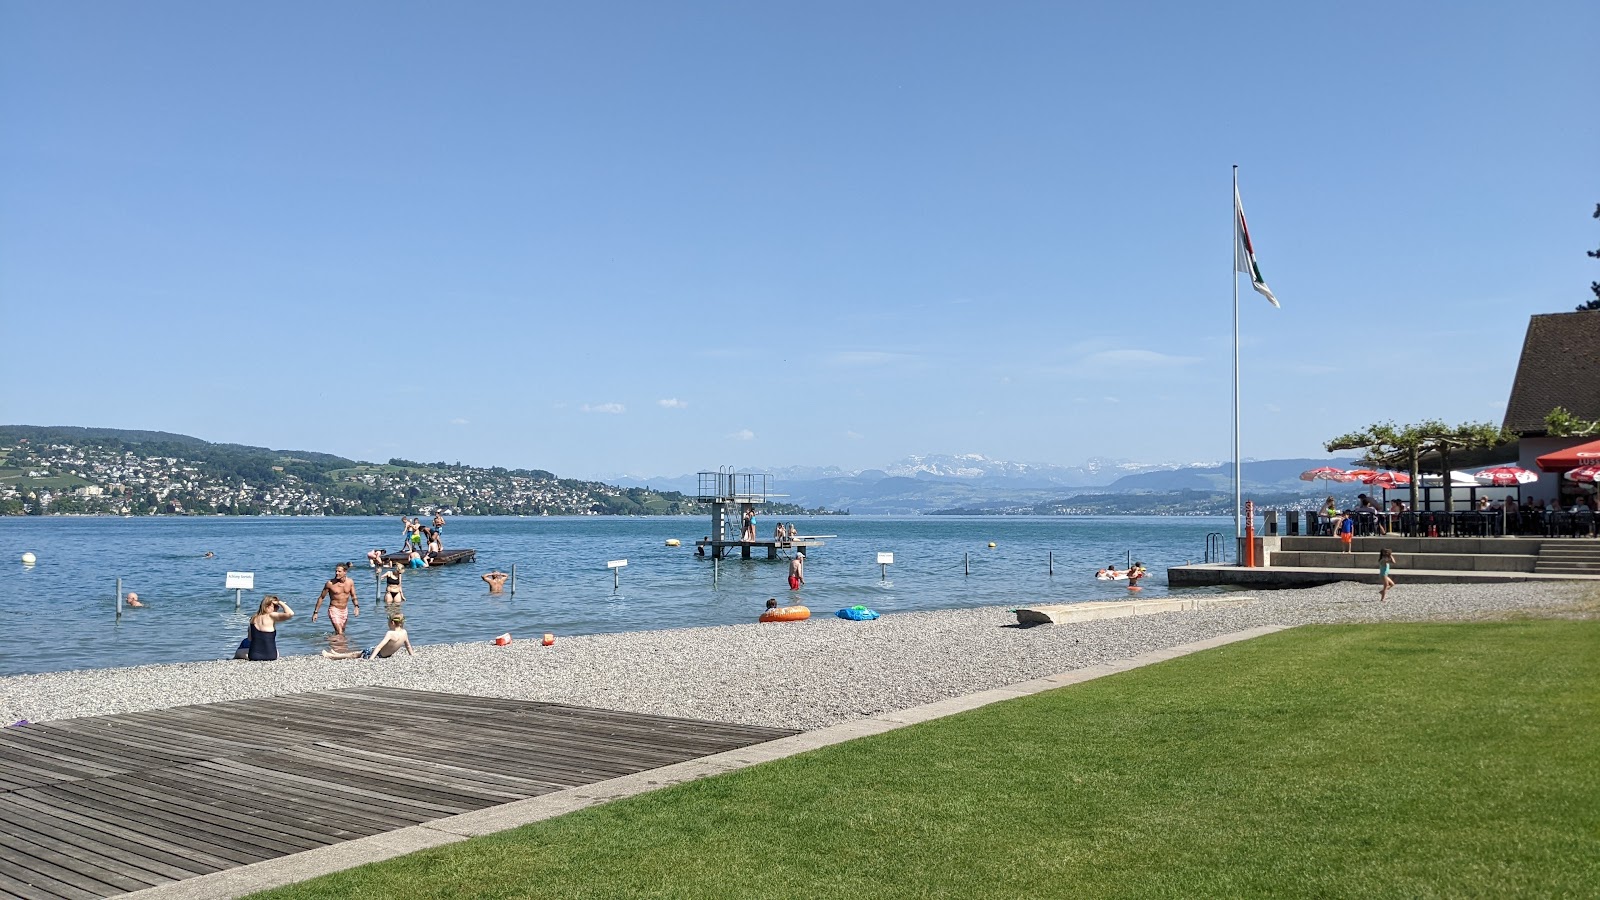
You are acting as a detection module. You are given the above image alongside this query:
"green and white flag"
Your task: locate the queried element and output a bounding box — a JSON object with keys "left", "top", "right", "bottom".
{"left": 1234, "top": 185, "right": 1279, "bottom": 307}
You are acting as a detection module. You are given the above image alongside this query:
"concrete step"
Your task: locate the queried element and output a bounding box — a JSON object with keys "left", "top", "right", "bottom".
{"left": 1271, "top": 551, "right": 1537, "bottom": 573}
{"left": 1536, "top": 566, "right": 1600, "bottom": 575}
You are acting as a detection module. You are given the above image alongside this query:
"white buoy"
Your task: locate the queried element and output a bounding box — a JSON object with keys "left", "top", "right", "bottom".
{"left": 21, "top": 552, "right": 36, "bottom": 565}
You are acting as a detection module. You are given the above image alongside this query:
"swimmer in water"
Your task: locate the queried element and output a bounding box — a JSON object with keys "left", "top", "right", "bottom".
{"left": 203, "top": 551, "right": 215, "bottom": 559}
{"left": 125, "top": 592, "right": 144, "bottom": 608}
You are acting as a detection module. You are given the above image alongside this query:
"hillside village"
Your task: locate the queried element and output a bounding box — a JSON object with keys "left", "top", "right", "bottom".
{"left": 0, "top": 430, "right": 732, "bottom": 517}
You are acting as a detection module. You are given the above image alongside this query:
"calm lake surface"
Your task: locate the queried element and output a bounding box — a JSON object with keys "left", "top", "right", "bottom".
{"left": 0, "top": 516, "right": 1234, "bottom": 676}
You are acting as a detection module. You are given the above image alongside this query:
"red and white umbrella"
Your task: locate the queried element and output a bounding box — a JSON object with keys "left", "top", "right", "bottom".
{"left": 1563, "top": 465, "right": 1600, "bottom": 484}
{"left": 1346, "top": 469, "right": 1380, "bottom": 482}
{"left": 1300, "top": 466, "right": 1357, "bottom": 483}
{"left": 1473, "top": 466, "right": 1539, "bottom": 487}
{"left": 1364, "top": 471, "right": 1411, "bottom": 489}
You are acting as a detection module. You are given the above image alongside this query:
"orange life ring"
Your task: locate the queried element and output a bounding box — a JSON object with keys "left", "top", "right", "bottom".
{"left": 759, "top": 605, "right": 811, "bottom": 623}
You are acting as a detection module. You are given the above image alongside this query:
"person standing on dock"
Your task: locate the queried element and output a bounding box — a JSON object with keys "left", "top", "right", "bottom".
{"left": 433, "top": 512, "right": 445, "bottom": 531}
{"left": 741, "top": 506, "right": 756, "bottom": 542}
{"left": 788, "top": 553, "right": 805, "bottom": 591}
{"left": 312, "top": 563, "right": 359, "bottom": 635}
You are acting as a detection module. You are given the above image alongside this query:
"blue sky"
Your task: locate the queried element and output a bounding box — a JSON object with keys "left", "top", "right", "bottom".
{"left": 3, "top": 1, "right": 1594, "bottom": 479}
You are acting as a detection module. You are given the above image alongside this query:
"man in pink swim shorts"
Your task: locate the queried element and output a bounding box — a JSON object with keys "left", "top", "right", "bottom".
{"left": 312, "top": 564, "right": 359, "bottom": 635}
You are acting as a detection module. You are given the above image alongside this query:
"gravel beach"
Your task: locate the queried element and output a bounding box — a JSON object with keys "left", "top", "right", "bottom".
{"left": 2, "top": 581, "right": 1593, "bottom": 730}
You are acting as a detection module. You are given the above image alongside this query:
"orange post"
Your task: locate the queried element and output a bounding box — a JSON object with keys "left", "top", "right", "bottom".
{"left": 1244, "top": 500, "right": 1256, "bottom": 568}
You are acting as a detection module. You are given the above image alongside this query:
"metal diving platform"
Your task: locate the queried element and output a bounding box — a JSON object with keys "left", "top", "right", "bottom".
{"left": 692, "top": 469, "right": 828, "bottom": 559}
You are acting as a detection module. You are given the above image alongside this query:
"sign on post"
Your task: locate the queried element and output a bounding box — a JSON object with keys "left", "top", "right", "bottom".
{"left": 607, "top": 559, "right": 627, "bottom": 590}
{"left": 226, "top": 571, "right": 254, "bottom": 610}
{"left": 877, "top": 552, "right": 893, "bottom": 581}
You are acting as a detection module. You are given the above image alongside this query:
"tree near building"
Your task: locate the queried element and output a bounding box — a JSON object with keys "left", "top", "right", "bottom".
{"left": 1546, "top": 406, "right": 1600, "bottom": 437}
{"left": 1326, "top": 420, "right": 1509, "bottom": 513}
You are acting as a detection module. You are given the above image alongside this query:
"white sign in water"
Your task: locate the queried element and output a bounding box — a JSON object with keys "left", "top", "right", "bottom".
{"left": 876, "top": 552, "right": 894, "bottom": 565}
{"left": 225, "top": 571, "right": 255, "bottom": 590}
{"left": 606, "top": 559, "right": 628, "bottom": 569}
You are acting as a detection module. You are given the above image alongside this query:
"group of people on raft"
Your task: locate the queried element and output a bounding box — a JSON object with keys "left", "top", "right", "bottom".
{"left": 362, "top": 514, "right": 448, "bottom": 570}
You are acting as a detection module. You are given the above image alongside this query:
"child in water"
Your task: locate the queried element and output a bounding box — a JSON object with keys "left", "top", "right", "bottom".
{"left": 1378, "top": 548, "right": 1396, "bottom": 602}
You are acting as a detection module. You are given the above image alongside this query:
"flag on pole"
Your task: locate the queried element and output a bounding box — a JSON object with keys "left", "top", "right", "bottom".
{"left": 1234, "top": 185, "right": 1279, "bottom": 307}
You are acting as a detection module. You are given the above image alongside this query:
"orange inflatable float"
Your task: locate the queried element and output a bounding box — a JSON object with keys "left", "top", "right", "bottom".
{"left": 759, "top": 605, "right": 811, "bottom": 623}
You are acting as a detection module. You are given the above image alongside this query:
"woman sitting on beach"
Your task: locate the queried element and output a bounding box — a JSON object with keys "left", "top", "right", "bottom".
{"left": 247, "top": 595, "right": 294, "bottom": 662}
{"left": 322, "top": 613, "right": 414, "bottom": 660}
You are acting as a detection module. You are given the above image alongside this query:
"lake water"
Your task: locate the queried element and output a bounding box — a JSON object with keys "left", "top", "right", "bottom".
{"left": 0, "top": 515, "right": 1234, "bottom": 676}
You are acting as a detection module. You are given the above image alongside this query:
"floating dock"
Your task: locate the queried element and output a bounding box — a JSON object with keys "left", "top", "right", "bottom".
{"left": 379, "top": 548, "right": 477, "bottom": 567}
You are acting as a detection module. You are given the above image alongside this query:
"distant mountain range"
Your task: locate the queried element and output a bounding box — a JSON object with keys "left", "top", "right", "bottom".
{"left": 607, "top": 453, "right": 1362, "bottom": 515}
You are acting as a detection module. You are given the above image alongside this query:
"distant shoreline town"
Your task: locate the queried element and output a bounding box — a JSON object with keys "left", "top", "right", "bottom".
{"left": 0, "top": 426, "right": 829, "bottom": 518}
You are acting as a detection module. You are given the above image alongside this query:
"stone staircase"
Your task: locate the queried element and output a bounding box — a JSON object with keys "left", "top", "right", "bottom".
{"left": 1534, "top": 540, "right": 1600, "bottom": 575}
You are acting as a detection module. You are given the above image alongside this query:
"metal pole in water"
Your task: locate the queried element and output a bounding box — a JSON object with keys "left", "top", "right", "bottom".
{"left": 1049, "top": 551, "right": 1054, "bottom": 577}
{"left": 613, "top": 567, "right": 619, "bottom": 591}
{"left": 116, "top": 577, "right": 122, "bottom": 618}
{"left": 1126, "top": 550, "right": 1131, "bottom": 568}
{"left": 510, "top": 563, "right": 517, "bottom": 596}
{"left": 964, "top": 552, "right": 969, "bottom": 576}
{"left": 235, "top": 588, "right": 242, "bottom": 610}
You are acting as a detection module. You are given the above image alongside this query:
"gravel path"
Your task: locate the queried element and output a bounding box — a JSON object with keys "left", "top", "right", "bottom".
{"left": 2, "top": 581, "right": 1593, "bottom": 730}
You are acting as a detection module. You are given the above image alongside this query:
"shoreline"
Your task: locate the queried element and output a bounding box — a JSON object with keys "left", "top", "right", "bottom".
{"left": 2, "top": 581, "right": 1591, "bottom": 730}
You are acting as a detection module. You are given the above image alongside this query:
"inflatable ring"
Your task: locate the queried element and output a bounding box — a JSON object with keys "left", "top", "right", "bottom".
{"left": 836, "top": 605, "right": 880, "bottom": 621}
{"left": 760, "top": 605, "right": 811, "bottom": 623}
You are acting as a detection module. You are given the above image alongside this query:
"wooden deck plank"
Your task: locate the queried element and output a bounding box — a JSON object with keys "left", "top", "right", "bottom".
{"left": 0, "top": 802, "right": 210, "bottom": 881}
{"left": 0, "top": 864, "right": 76, "bottom": 900}
{"left": 0, "top": 829, "right": 158, "bottom": 894}
{"left": 8, "top": 787, "right": 271, "bottom": 867}
{"left": 140, "top": 764, "right": 424, "bottom": 833}
{"left": 0, "top": 687, "right": 797, "bottom": 898}
{"left": 0, "top": 833, "right": 136, "bottom": 899}
{"left": 0, "top": 794, "right": 235, "bottom": 874}
{"left": 0, "top": 856, "right": 100, "bottom": 900}
{"left": 134, "top": 769, "right": 392, "bottom": 840}
{"left": 273, "top": 745, "right": 530, "bottom": 802}
{"left": 241, "top": 749, "right": 511, "bottom": 810}
{"left": 75, "top": 775, "right": 337, "bottom": 851}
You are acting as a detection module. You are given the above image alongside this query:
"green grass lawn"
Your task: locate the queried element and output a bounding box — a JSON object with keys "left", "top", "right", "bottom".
{"left": 257, "top": 622, "right": 1600, "bottom": 899}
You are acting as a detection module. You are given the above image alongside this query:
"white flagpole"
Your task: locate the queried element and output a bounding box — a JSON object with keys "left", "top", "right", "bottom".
{"left": 1233, "top": 165, "right": 1241, "bottom": 541}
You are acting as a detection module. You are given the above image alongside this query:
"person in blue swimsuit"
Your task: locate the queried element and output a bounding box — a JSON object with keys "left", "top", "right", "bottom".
{"left": 1378, "top": 548, "right": 1396, "bottom": 601}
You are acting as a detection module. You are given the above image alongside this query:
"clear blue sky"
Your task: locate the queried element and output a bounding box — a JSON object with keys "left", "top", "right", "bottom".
{"left": 3, "top": 1, "right": 1594, "bottom": 479}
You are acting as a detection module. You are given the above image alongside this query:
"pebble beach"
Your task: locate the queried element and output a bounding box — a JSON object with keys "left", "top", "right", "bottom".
{"left": 2, "top": 581, "right": 1593, "bottom": 731}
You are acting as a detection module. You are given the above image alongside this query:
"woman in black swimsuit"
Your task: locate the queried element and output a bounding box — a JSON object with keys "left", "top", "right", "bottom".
{"left": 382, "top": 563, "right": 405, "bottom": 604}
{"left": 247, "top": 594, "right": 295, "bottom": 661}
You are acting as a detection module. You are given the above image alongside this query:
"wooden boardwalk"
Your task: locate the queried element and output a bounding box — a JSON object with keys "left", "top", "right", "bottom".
{"left": 0, "top": 688, "right": 797, "bottom": 899}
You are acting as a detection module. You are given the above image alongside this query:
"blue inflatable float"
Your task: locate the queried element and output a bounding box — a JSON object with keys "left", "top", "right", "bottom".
{"left": 836, "top": 605, "right": 880, "bottom": 621}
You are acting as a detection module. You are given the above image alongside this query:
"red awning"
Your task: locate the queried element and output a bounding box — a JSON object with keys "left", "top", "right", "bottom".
{"left": 1535, "top": 438, "right": 1600, "bottom": 471}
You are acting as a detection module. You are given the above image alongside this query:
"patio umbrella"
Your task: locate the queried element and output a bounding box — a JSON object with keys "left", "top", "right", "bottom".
{"left": 1346, "top": 469, "right": 1380, "bottom": 481}
{"left": 1473, "top": 466, "right": 1539, "bottom": 487}
{"left": 1364, "top": 471, "right": 1411, "bottom": 489}
{"left": 1535, "top": 439, "right": 1600, "bottom": 471}
{"left": 1563, "top": 465, "right": 1600, "bottom": 484}
{"left": 1418, "top": 471, "right": 1481, "bottom": 487}
{"left": 1300, "top": 466, "right": 1356, "bottom": 483}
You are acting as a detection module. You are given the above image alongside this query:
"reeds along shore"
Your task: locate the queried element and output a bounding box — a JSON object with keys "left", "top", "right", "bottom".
{"left": 1, "top": 581, "right": 1589, "bottom": 730}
